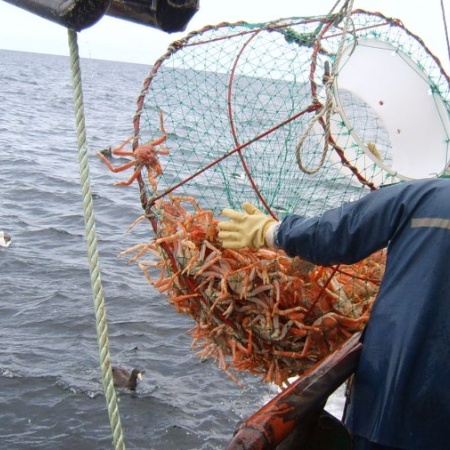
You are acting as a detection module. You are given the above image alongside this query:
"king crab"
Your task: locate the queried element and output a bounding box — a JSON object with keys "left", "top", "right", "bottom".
{"left": 98, "top": 109, "right": 169, "bottom": 190}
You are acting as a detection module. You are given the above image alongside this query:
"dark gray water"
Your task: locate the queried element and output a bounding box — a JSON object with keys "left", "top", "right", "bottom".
{"left": 0, "top": 49, "right": 344, "bottom": 449}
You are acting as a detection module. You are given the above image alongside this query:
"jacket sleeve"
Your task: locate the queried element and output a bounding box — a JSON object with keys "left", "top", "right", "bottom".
{"left": 275, "top": 182, "right": 413, "bottom": 265}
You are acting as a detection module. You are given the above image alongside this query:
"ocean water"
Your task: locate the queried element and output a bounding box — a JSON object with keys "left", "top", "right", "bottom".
{"left": 0, "top": 49, "right": 344, "bottom": 449}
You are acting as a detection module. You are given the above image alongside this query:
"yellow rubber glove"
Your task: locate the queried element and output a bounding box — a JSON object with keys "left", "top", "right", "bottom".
{"left": 218, "top": 202, "right": 278, "bottom": 249}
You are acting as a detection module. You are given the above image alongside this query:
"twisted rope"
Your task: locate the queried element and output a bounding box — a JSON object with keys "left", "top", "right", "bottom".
{"left": 441, "top": 0, "right": 450, "bottom": 68}
{"left": 296, "top": 0, "right": 355, "bottom": 174}
{"left": 67, "top": 29, "right": 126, "bottom": 450}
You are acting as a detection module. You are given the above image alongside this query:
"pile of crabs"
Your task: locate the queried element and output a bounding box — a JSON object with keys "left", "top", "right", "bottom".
{"left": 121, "top": 195, "right": 385, "bottom": 387}
{"left": 96, "top": 112, "right": 384, "bottom": 386}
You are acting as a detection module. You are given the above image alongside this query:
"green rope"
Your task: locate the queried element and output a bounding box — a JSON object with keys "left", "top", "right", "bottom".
{"left": 67, "top": 29, "right": 126, "bottom": 450}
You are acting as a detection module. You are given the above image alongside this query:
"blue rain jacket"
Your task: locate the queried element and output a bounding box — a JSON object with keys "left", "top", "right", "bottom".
{"left": 275, "top": 178, "right": 450, "bottom": 449}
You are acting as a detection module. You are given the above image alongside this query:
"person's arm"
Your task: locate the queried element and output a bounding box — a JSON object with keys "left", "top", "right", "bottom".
{"left": 275, "top": 183, "right": 410, "bottom": 265}
{"left": 218, "top": 180, "right": 437, "bottom": 265}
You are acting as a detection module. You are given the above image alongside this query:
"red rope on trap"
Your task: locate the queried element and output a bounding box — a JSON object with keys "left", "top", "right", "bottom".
{"left": 227, "top": 29, "right": 278, "bottom": 219}
{"left": 143, "top": 103, "right": 321, "bottom": 211}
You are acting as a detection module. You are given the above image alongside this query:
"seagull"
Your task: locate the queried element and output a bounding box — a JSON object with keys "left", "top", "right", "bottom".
{"left": 0, "top": 231, "right": 11, "bottom": 248}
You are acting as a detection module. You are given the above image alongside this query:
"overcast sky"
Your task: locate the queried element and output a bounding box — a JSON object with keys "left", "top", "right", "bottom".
{"left": 0, "top": 0, "right": 449, "bottom": 72}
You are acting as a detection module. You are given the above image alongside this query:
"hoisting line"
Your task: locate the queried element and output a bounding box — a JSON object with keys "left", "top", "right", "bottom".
{"left": 441, "top": 0, "right": 450, "bottom": 68}
{"left": 67, "top": 29, "right": 126, "bottom": 450}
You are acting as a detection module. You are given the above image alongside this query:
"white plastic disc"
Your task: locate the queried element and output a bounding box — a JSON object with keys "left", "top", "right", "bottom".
{"left": 333, "top": 39, "right": 450, "bottom": 184}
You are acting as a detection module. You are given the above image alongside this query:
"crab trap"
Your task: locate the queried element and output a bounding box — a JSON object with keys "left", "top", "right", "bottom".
{"left": 100, "top": 9, "right": 450, "bottom": 386}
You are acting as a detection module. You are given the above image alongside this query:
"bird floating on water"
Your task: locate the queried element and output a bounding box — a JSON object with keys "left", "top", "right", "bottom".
{"left": 112, "top": 367, "right": 144, "bottom": 391}
{"left": 99, "top": 146, "right": 131, "bottom": 163}
{"left": 99, "top": 146, "right": 113, "bottom": 158}
{"left": 0, "top": 231, "right": 11, "bottom": 248}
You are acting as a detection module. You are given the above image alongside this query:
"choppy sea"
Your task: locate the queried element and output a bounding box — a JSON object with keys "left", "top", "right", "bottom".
{"left": 0, "top": 49, "right": 345, "bottom": 449}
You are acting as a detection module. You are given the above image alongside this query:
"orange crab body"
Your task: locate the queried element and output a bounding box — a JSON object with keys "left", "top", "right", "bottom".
{"left": 98, "top": 110, "right": 169, "bottom": 190}
{"left": 135, "top": 144, "right": 164, "bottom": 175}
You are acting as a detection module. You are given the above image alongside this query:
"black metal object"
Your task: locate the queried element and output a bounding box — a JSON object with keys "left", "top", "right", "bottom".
{"left": 3, "top": 0, "right": 199, "bottom": 32}
{"left": 3, "top": 0, "right": 111, "bottom": 31}
{"left": 107, "top": 0, "right": 199, "bottom": 32}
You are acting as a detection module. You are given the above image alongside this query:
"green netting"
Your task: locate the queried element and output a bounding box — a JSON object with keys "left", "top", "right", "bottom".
{"left": 101, "top": 9, "right": 450, "bottom": 386}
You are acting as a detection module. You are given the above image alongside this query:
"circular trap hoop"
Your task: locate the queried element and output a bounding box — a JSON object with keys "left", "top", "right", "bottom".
{"left": 112, "top": 10, "right": 450, "bottom": 386}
